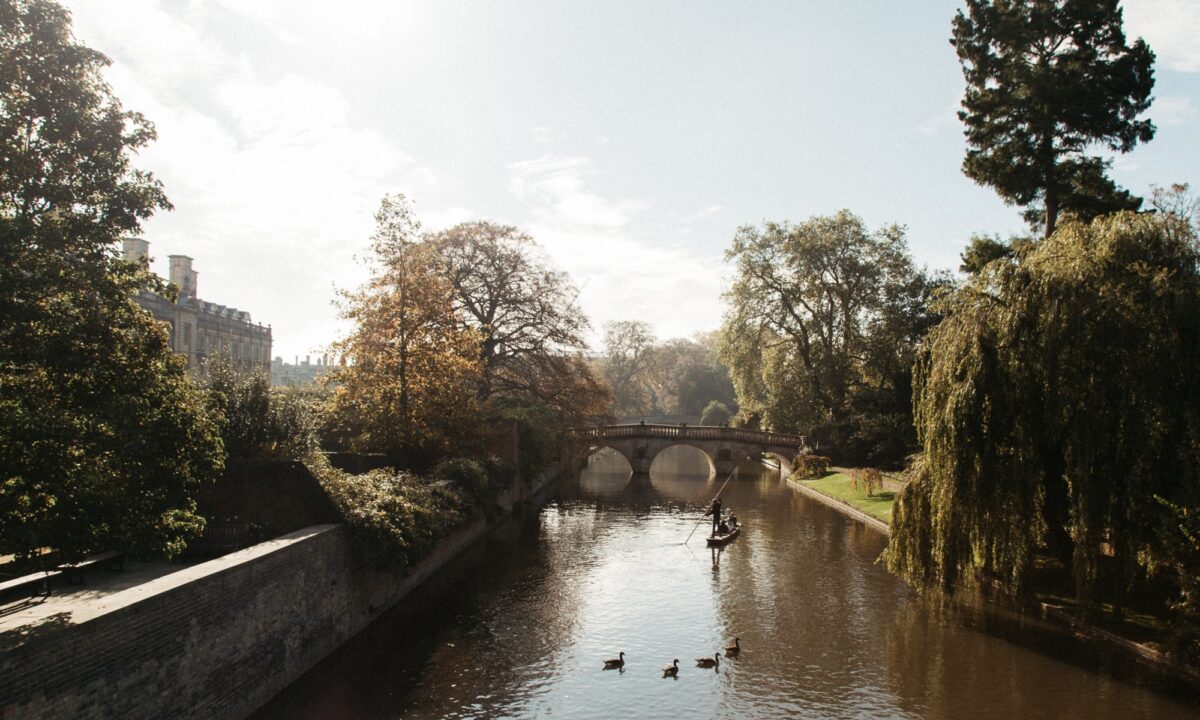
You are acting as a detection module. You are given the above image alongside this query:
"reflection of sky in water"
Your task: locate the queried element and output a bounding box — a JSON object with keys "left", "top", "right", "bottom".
{"left": 254, "top": 462, "right": 1200, "bottom": 720}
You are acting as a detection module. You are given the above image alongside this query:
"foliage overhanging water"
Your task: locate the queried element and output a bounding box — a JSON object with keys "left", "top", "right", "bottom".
{"left": 253, "top": 448, "right": 1198, "bottom": 719}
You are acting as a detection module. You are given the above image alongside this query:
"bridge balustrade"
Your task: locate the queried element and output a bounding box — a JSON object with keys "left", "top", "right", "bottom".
{"left": 568, "top": 424, "right": 805, "bottom": 448}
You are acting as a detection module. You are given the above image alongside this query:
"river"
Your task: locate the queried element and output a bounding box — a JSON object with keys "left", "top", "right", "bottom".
{"left": 253, "top": 448, "right": 1199, "bottom": 719}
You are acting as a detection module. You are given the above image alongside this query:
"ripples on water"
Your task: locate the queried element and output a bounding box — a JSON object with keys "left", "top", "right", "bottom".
{"left": 253, "top": 449, "right": 1199, "bottom": 719}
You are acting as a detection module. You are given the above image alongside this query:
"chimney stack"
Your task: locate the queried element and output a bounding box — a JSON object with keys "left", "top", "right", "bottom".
{"left": 123, "top": 237, "right": 150, "bottom": 262}
{"left": 168, "top": 255, "right": 197, "bottom": 301}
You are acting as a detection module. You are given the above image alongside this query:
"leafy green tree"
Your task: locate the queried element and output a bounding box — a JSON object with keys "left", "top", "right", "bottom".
{"left": 885, "top": 212, "right": 1200, "bottom": 621}
{"left": 646, "top": 334, "right": 737, "bottom": 419}
{"left": 953, "top": 0, "right": 1155, "bottom": 237}
{"left": 0, "top": 0, "right": 223, "bottom": 561}
{"left": 601, "top": 320, "right": 658, "bottom": 416}
{"left": 959, "top": 235, "right": 1013, "bottom": 275}
{"left": 202, "top": 355, "right": 320, "bottom": 461}
{"left": 1158, "top": 498, "right": 1200, "bottom": 660}
{"left": 720, "top": 211, "right": 942, "bottom": 464}
{"left": 699, "top": 400, "right": 732, "bottom": 427}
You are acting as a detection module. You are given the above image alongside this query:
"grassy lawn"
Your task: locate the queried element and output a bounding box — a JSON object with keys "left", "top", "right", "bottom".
{"left": 802, "top": 472, "right": 895, "bottom": 524}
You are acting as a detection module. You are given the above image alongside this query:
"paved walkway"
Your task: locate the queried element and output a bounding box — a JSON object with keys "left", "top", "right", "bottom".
{"left": 0, "top": 560, "right": 191, "bottom": 641}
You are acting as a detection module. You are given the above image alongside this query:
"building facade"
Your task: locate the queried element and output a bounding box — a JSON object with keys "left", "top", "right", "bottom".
{"left": 124, "top": 238, "right": 272, "bottom": 374}
{"left": 271, "top": 355, "right": 335, "bottom": 387}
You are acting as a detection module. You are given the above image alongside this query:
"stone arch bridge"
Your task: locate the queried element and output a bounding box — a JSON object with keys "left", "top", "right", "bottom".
{"left": 568, "top": 424, "right": 807, "bottom": 479}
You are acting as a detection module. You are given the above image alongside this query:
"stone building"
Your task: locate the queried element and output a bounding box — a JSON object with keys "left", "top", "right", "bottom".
{"left": 271, "top": 355, "right": 335, "bottom": 387}
{"left": 123, "top": 238, "right": 272, "bottom": 373}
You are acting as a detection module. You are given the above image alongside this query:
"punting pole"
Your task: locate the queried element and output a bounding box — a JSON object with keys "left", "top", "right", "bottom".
{"left": 684, "top": 468, "right": 736, "bottom": 545}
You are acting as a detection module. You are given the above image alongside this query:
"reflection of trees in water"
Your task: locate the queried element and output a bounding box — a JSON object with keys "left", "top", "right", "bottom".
{"left": 705, "top": 474, "right": 904, "bottom": 710}
{"left": 398, "top": 504, "right": 622, "bottom": 718}
{"left": 882, "top": 599, "right": 1197, "bottom": 720}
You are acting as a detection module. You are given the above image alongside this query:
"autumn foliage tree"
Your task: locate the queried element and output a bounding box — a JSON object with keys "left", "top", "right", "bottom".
{"left": 331, "top": 196, "right": 483, "bottom": 466}
{"left": 425, "top": 221, "right": 609, "bottom": 426}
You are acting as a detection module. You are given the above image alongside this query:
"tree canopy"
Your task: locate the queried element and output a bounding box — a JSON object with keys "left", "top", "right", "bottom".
{"left": 600, "top": 320, "right": 657, "bottom": 417}
{"left": 953, "top": 0, "right": 1155, "bottom": 237}
{"left": 646, "top": 333, "right": 737, "bottom": 419}
{"left": 720, "top": 211, "right": 943, "bottom": 464}
{"left": 331, "top": 195, "right": 484, "bottom": 466}
{"left": 885, "top": 212, "right": 1200, "bottom": 624}
{"left": 0, "top": 0, "right": 223, "bottom": 561}
{"left": 424, "top": 221, "right": 608, "bottom": 425}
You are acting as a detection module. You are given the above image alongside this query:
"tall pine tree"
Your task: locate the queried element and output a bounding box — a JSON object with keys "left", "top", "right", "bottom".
{"left": 953, "top": 0, "right": 1155, "bottom": 237}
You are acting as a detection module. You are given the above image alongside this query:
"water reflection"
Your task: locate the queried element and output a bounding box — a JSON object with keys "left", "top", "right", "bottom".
{"left": 252, "top": 453, "right": 1199, "bottom": 719}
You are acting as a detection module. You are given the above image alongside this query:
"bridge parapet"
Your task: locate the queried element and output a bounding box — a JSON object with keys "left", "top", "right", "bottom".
{"left": 569, "top": 424, "right": 805, "bottom": 447}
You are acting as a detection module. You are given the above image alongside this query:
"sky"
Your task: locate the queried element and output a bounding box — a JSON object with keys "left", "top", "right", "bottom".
{"left": 61, "top": 0, "right": 1200, "bottom": 363}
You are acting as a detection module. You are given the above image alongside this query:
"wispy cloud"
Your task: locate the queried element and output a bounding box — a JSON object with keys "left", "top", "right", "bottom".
{"left": 526, "top": 126, "right": 557, "bottom": 145}
{"left": 1124, "top": 0, "right": 1200, "bottom": 73}
{"left": 505, "top": 154, "right": 725, "bottom": 345}
{"left": 508, "top": 155, "right": 644, "bottom": 229}
{"left": 681, "top": 205, "right": 724, "bottom": 223}
{"left": 529, "top": 223, "right": 728, "bottom": 346}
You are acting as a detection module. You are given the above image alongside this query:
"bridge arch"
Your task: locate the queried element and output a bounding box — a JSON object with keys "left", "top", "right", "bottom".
{"left": 647, "top": 443, "right": 716, "bottom": 478}
{"left": 581, "top": 444, "right": 635, "bottom": 476}
{"left": 760, "top": 450, "right": 795, "bottom": 479}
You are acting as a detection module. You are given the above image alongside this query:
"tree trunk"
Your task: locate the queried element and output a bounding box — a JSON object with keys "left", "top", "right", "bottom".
{"left": 1044, "top": 194, "right": 1059, "bottom": 239}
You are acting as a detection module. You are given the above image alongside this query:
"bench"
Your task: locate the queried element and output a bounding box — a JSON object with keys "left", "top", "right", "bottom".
{"left": 57, "top": 550, "right": 125, "bottom": 584}
{"left": 0, "top": 570, "right": 62, "bottom": 606}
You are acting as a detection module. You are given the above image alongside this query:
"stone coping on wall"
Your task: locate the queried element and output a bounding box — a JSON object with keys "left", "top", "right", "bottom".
{"left": 0, "top": 525, "right": 338, "bottom": 649}
{"left": 77, "top": 525, "right": 338, "bottom": 622}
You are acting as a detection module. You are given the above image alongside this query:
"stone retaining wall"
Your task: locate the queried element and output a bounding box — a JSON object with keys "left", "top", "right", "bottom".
{"left": 1, "top": 466, "right": 565, "bottom": 720}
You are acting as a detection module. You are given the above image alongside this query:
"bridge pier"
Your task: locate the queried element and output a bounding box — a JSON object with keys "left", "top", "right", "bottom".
{"left": 629, "top": 470, "right": 652, "bottom": 486}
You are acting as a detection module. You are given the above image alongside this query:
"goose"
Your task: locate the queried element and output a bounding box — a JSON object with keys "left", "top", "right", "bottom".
{"left": 695, "top": 652, "right": 721, "bottom": 668}
{"left": 662, "top": 659, "right": 680, "bottom": 677}
{"left": 725, "top": 637, "right": 741, "bottom": 657}
{"left": 603, "top": 651, "right": 625, "bottom": 669}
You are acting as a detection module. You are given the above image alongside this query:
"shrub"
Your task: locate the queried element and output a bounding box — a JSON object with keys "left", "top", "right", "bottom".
{"left": 852, "top": 468, "right": 884, "bottom": 496}
{"left": 433, "top": 457, "right": 491, "bottom": 496}
{"left": 794, "top": 454, "right": 831, "bottom": 479}
{"left": 304, "top": 453, "right": 472, "bottom": 568}
{"left": 202, "top": 356, "right": 323, "bottom": 461}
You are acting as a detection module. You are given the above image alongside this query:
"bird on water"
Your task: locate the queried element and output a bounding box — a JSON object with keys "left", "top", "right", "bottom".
{"left": 695, "top": 652, "right": 721, "bottom": 668}
{"left": 603, "top": 651, "right": 626, "bottom": 669}
{"left": 662, "top": 659, "right": 680, "bottom": 677}
{"left": 725, "top": 638, "right": 741, "bottom": 657}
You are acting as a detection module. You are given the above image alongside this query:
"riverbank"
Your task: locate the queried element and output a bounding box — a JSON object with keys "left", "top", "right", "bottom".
{"left": 0, "top": 462, "right": 566, "bottom": 720}
{"left": 788, "top": 467, "right": 1200, "bottom": 694}
{"left": 787, "top": 470, "right": 892, "bottom": 535}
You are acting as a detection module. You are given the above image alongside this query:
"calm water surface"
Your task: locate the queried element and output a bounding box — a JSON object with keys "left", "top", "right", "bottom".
{"left": 254, "top": 450, "right": 1199, "bottom": 719}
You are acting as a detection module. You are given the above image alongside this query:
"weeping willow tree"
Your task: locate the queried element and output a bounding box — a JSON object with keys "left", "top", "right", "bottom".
{"left": 885, "top": 211, "right": 1200, "bottom": 614}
